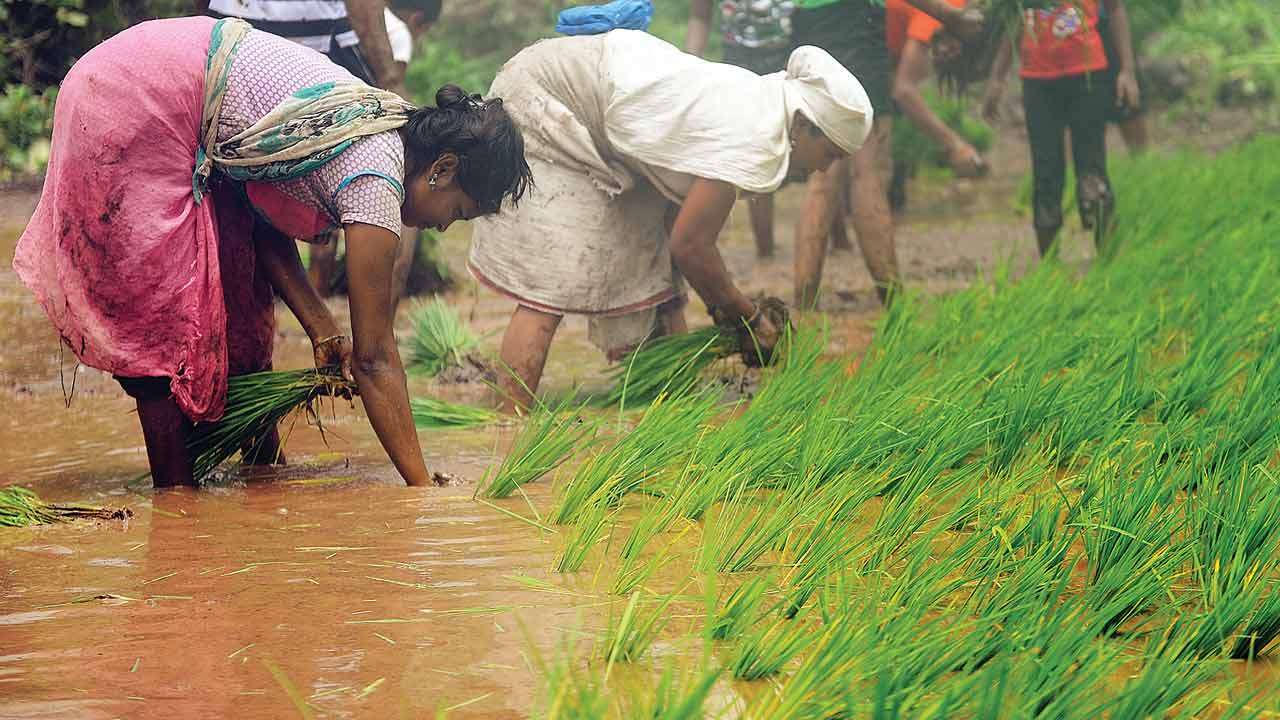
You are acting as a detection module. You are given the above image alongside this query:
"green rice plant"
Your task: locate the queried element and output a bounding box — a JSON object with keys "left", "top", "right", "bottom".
{"left": 600, "top": 591, "right": 675, "bottom": 665}
{"left": 550, "top": 391, "right": 717, "bottom": 525}
{"left": 594, "top": 327, "right": 732, "bottom": 408}
{"left": 406, "top": 298, "right": 480, "bottom": 377}
{"left": 1078, "top": 452, "right": 1188, "bottom": 635}
{"left": 1234, "top": 585, "right": 1280, "bottom": 659}
{"left": 1104, "top": 645, "right": 1227, "bottom": 720}
{"left": 707, "top": 574, "right": 772, "bottom": 641}
{"left": 410, "top": 396, "right": 497, "bottom": 429}
{"left": 535, "top": 645, "right": 607, "bottom": 720}
{"left": 0, "top": 486, "right": 127, "bottom": 527}
{"left": 479, "top": 400, "right": 596, "bottom": 499}
{"left": 187, "top": 368, "right": 355, "bottom": 482}
{"left": 727, "top": 615, "right": 812, "bottom": 681}
{"left": 554, "top": 495, "right": 616, "bottom": 573}
{"left": 616, "top": 664, "right": 722, "bottom": 720}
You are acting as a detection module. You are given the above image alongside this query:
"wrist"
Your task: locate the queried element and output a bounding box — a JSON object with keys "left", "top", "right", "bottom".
{"left": 308, "top": 320, "right": 342, "bottom": 344}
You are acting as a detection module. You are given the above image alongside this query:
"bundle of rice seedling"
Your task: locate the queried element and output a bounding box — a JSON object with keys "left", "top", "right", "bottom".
{"left": 1, "top": 486, "right": 130, "bottom": 527}
{"left": 479, "top": 400, "right": 596, "bottom": 499}
{"left": 406, "top": 298, "right": 482, "bottom": 378}
{"left": 410, "top": 396, "right": 497, "bottom": 429}
{"left": 595, "top": 327, "right": 732, "bottom": 408}
{"left": 187, "top": 368, "right": 354, "bottom": 482}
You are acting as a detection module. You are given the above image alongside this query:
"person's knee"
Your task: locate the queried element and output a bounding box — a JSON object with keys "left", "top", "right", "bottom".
{"left": 1077, "top": 174, "right": 1114, "bottom": 229}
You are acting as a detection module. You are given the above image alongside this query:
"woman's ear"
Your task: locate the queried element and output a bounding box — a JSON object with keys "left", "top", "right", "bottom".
{"left": 428, "top": 153, "right": 460, "bottom": 188}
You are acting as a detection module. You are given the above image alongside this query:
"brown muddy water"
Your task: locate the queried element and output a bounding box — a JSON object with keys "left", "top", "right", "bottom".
{"left": 0, "top": 125, "right": 1169, "bottom": 719}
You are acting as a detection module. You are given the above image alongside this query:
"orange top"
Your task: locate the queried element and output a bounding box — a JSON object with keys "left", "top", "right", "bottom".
{"left": 1019, "top": 1, "right": 1108, "bottom": 79}
{"left": 885, "top": 0, "right": 965, "bottom": 60}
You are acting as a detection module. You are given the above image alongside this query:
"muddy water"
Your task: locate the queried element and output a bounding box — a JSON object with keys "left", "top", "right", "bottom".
{"left": 0, "top": 128, "right": 1133, "bottom": 719}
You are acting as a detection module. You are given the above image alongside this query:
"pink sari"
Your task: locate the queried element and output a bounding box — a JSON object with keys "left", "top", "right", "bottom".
{"left": 14, "top": 18, "right": 315, "bottom": 422}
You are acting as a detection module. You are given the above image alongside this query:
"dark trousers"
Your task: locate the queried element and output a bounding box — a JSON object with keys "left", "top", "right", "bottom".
{"left": 1022, "top": 73, "right": 1114, "bottom": 251}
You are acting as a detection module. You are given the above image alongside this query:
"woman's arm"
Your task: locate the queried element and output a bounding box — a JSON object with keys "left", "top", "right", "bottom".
{"left": 668, "top": 179, "right": 780, "bottom": 352}
{"left": 1103, "top": 0, "right": 1141, "bottom": 110}
{"left": 981, "top": 38, "right": 1015, "bottom": 123}
{"left": 669, "top": 179, "right": 753, "bottom": 319}
{"left": 893, "top": 39, "right": 983, "bottom": 176}
{"left": 905, "top": 0, "right": 983, "bottom": 41}
{"left": 685, "top": 0, "right": 714, "bottom": 56}
{"left": 344, "top": 222, "right": 432, "bottom": 486}
{"left": 253, "top": 224, "right": 347, "bottom": 368}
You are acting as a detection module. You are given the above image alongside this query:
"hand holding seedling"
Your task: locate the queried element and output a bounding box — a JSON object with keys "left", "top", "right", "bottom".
{"left": 313, "top": 334, "right": 354, "bottom": 384}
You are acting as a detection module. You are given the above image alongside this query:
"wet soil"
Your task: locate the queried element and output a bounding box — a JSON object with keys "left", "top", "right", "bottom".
{"left": 2, "top": 112, "right": 1273, "bottom": 717}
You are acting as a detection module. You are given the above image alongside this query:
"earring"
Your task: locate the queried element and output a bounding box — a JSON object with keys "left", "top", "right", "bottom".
{"left": 429, "top": 173, "right": 438, "bottom": 189}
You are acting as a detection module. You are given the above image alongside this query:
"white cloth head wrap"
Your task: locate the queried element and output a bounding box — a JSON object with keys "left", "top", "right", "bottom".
{"left": 782, "top": 45, "right": 874, "bottom": 155}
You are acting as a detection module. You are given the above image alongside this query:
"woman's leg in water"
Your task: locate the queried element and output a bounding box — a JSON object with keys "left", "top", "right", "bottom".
{"left": 118, "top": 377, "right": 195, "bottom": 488}
{"left": 498, "top": 305, "right": 563, "bottom": 414}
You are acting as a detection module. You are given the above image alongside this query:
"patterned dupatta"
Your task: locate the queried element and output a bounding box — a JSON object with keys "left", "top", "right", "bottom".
{"left": 192, "top": 18, "right": 415, "bottom": 203}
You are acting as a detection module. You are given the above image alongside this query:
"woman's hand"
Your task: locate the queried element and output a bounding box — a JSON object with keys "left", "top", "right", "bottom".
{"left": 312, "top": 334, "right": 354, "bottom": 381}
{"left": 742, "top": 312, "right": 781, "bottom": 367}
{"left": 948, "top": 141, "right": 988, "bottom": 178}
{"left": 1115, "top": 70, "right": 1141, "bottom": 112}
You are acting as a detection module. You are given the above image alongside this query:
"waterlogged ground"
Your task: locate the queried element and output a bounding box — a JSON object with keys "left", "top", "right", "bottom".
{"left": 4, "top": 116, "right": 1273, "bottom": 718}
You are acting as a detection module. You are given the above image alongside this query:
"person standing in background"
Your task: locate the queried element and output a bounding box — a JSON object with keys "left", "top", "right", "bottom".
{"left": 790, "top": 0, "right": 983, "bottom": 309}
{"left": 686, "top": 0, "right": 796, "bottom": 259}
{"left": 982, "top": 1, "right": 1139, "bottom": 258}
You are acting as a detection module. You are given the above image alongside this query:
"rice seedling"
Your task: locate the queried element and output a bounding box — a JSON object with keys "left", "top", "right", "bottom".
{"left": 616, "top": 664, "right": 722, "bottom": 720}
{"left": 554, "top": 495, "right": 617, "bottom": 573}
{"left": 706, "top": 574, "right": 772, "bottom": 641}
{"left": 727, "top": 615, "right": 812, "bottom": 681}
{"left": 1234, "top": 586, "right": 1280, "bottom": 659}
{"left": 550, "top": 391, "right": 717, "bottom": 525}
{"left": 479, "top": 400, "right": 596, "bottom": 499}
{"left": 0, "top": 486, "right": 129, "bottom": 527}
{"left": 512, "top": 140, "right": 1280, "bottom": 713}
{"left": 594, "top": 327, "right": 732, "bottom": 408}
{"left": 410, "top": 396, "right": 497, "bottom": 429}
{"left": 600, "top": 591, "right": 675, "bottom": 665}
{"left": 406, "top": 298, "right": 481, "bottom": 377}
{"left": 187, "top": 368, "right": 354, "bottom": 482}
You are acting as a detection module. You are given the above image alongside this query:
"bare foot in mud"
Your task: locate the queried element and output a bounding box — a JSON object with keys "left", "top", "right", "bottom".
{"left": 435, "top": 354, "right": 496, "bottom": 385}
{"left": 430, "top": 471, "right": 466, "bottom": 487}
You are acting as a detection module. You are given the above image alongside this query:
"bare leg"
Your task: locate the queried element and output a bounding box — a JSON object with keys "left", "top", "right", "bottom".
{"left": 831, "top": 159, "right": 855, "bottom": 251}
{"left": 497, "top": 305, "right": 562, "bottom": 414}
{"left": 794, "top": 160, "right": 842, "bottom": 310}
{"left": 658, "top": 301, "right": 688, "bottom": 337}
{"left": 746, "top": 194, "right": 776, "bottom": 259}
{"left": 307, "top": 230, "right": 339, "bottom": 297}
{"left": 120, "top": 377, "right": 196, "bottom": 488}
{"left": 850, "top": 118, "right": 900, "bottom": 304}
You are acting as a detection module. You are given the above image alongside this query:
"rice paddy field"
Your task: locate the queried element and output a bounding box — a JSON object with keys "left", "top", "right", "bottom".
{"left": 3, "top": 131, "right": 1280, "bottom": 718}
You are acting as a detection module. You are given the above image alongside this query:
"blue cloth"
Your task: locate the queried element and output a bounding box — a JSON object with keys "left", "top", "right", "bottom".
{"left": 555, "top": 0, "right": 653, "bottom": 36}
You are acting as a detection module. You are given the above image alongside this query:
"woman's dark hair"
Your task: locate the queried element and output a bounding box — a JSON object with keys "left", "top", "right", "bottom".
{"left": 403, "top": 84, "right": 533, "bottom": 214}
{"left": 935, "top": 21, "right": 1006, "bottom": 96}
